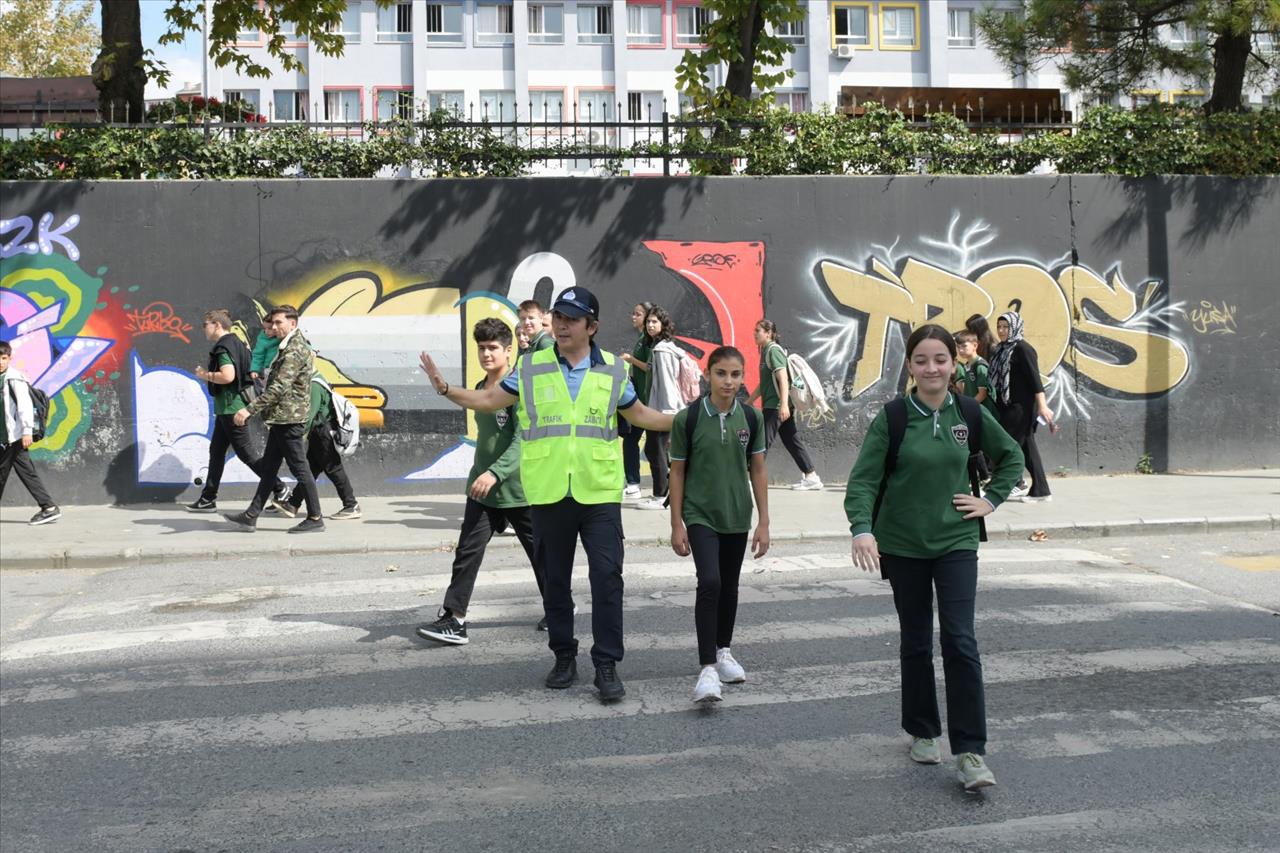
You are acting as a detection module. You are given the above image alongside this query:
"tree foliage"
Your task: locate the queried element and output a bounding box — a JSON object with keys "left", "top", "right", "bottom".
{"left": 674, "top": 0, "right": 805, "bottom": 111}
{"left": 978, "top": 0, "right": 1280, "bottom": 114}
{"left": 0, "top": 0, "right": 99, "bottom": 77}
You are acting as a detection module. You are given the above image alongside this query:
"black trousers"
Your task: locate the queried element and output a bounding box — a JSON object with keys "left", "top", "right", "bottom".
{"left": 998, "top": 402, "right": 1050, "bottom": 497}
{"left": 0, "top": 442, "right": 55, "bottom": 508}
{"left": 443, "top": 498, "right": 540, "bottom": 616}
{"left": 882, "top": 550, "right": 987, "bottom": 756}
{"left": 688, "top": 525, "right": 748, "bottom": 666}
{"left": 286, "top": 424, "right": 357, "bottom": 510}
{"left": 622, "top": 420, "right": 643, "bottom": 486}
{"left": 643, "top": 430, "right": 670, "bottom": 496}
{"left": 762, "top": 408, "right": 815, "bottom": 476}
{"left": 200, "top": 413, "right": 282, "bottom": 502}
{"left": 246, "top": 423, "right": 320, "bottom": 519}
{"left": 533, "top": 498, "right": 625, "bottom": 665}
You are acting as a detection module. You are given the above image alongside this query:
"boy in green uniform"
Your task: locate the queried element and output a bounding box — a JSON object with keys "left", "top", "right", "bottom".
{"left": 249, "top": 314, "right": 281, "bottom": 385}
{"left": 669, "top": 346, "right": 770, "bottom": 704}
{"left": 951, "top": 328, "right": 996, "bottom": 481}
{"left": 273, "top": 375, "right": 360, "bottom": 520}
{"left": 417, "top": 318, "right": 542, "bottom": 645}
{"left": 516, "top": 300, "right": 555, "bottom": 356}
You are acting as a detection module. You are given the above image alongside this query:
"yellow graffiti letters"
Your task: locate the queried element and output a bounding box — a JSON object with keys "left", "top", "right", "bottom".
{"left": 1187, "top": 300, "right": 1238, "bottom": 336}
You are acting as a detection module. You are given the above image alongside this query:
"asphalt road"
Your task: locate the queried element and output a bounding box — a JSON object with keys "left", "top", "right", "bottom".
{"left": 2, "top": 532, "right": 1278, "bottom": 853}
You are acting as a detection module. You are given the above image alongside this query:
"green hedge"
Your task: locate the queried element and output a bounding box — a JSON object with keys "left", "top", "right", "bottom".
{"left": 2, "top": 105, "right": 1276, "bottom": 180}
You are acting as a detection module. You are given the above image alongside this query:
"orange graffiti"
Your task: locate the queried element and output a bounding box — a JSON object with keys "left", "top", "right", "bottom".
{"left": 125, "top": 301, "right": 193, "bottom": 343}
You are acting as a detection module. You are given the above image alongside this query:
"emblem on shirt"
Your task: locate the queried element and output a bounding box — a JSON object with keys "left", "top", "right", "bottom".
{"left": 495, "top": 410, "right": 510, "bottom": 428}
{"left": 737, "top": 428, "right": 750, "bottom": 449}
{"left": 951, "top": 424, "right": 969, "bottom": 446}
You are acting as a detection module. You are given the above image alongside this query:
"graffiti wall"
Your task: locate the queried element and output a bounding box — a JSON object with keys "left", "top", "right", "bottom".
{"left": 1, "top": 177, "right": 1275, "bottom": 504}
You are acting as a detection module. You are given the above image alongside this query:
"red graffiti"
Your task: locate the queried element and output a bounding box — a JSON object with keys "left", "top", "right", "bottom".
{"left": 642, "top": 240, "right": 766, "bottom": 391}
{"left": 125, "top": 301, "right": 193, "bottom": 343}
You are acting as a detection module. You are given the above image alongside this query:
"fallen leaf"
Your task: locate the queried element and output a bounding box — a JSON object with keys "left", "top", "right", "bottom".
{"left": 1029, "top": 529, "right": 1048, "bottom": 542}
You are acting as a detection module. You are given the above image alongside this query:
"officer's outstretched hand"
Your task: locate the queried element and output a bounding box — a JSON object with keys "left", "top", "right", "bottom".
{"left": 419, "top": 352, "right": 447, "bottom": 394}
{"left": 671, "top": 521, "right": 690, "bottom": 557}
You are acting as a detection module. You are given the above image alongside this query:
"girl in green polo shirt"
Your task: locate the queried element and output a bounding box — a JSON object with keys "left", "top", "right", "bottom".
{"left": 668, "top": 346, "right": 770, "bottom": 705}
{"left": 845, "top": 324, "right": 1023, "bottom": 793}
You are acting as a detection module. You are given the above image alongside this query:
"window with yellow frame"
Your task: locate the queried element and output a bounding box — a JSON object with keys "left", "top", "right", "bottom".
{"left": 1169, "top": 90, "right": 1205, "bottom": 106}
{"left": 879, "top": 2, "right": 919, "bottom": 50}
{"left": 1130, "top": 89, "right": 1163, "bottom": 108}
{"left": 831, "top": 2, "right": 873, "bottom": 49}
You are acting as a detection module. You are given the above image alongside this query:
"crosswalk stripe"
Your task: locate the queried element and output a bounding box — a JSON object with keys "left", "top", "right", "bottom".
{"left": 4, "top": 639, "right": 1275, "bottom": 763}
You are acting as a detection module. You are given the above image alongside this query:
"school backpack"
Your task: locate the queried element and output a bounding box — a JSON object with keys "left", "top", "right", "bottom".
{"left": 873, "top": 394, "right": 987, "bottom": 542}
{"left": 663, "top": 397, "right": 760, "bottom": 508}
{"left": 7, "top": 381, "right": 49, "bottom": 443}
{"left": 675, "top": 349, "right": 704, "bottom": 405}
{"left": 312, "top": 375, "right": 360, "bottom": 456}
{"left": 766, "top": 343, "right": 832, "bottom": 424}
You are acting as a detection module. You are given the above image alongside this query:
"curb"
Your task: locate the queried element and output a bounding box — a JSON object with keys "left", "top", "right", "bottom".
{"left": 1, "top": 514, "right": 1274, "bottom": 572}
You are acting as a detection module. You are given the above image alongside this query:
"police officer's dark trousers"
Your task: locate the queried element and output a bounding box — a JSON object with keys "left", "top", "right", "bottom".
{"left": 533, "top": 497, "right": 625, "bottom": 665}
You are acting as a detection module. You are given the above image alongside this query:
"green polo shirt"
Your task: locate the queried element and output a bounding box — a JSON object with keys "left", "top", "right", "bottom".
{"left": 630, "top": 335, "right": 653, "bottom": 403}
{"left": 468, "top": 377, "right": 527, "bottom": 508}
{"left": 213, "top": 352, "right": 248, "bottom": 415}
{"left": 305, "top": 380, "right": 332, "bottom": 432}
{"left": 954, "top": 357, "right": 997, "bottom": 417}
{"left": 844, "top": 393, "right": 1023, "bottom": 559}
{"left": 759, "top": 343, "right": 788, "bottom": 410}
{"left": 670, "top": 397, "right": 767, "bottom": 534}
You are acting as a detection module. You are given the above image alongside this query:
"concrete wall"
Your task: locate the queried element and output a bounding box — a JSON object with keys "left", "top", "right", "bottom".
{"left": 1, "top": 176, "right": 1276, "bottom": 505}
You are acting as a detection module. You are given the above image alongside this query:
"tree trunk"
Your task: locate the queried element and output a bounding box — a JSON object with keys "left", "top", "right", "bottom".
{"left": 1204, "top": 28, "right": 1251, "bottom": 114}
{"left": 707, "top": 1, "right": 765, "bottom": 174}
{"left": 93, "top": 0, "right": 145, "bottom": 123}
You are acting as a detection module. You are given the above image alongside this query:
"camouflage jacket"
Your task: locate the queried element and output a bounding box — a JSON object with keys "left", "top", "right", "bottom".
{"left": 246, "top": 329, "right": 315, "bottom": 425}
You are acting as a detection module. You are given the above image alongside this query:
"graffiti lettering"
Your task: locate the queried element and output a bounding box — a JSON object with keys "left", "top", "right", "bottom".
{"left": 1187, "top": 300, "right": 1238, "bottom": 335}
{"left": 0, "top": 213, "right": 81, "bottom": 261}
{"left": 125, "top": 301, "right": 194, "bottom": 343}
{"left": 691, "top": 252, "right": 738, "bottom": 269}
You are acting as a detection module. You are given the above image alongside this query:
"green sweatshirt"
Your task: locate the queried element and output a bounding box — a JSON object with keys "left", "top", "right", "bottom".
{"left": 250, "top": 331, "right": 281, "bottom": 376}
{"left": 844, "top": 392, "right": 1024, "bottom": 558}
{"left": 468, "top": 377, "right": 526, "bottom": 508}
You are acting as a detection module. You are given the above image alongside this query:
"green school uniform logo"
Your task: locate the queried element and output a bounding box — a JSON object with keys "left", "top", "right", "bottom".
{"left": 950, "top": 424, "right": 969, "bottom": 446}
{"left": 495, "top": 410, "right": 509, "bottom": 428}
{"left": 737, "top": 427, "right": 750, "bottom": 449}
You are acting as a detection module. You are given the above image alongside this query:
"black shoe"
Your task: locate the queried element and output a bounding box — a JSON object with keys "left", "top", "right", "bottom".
{"left": 29, "top": 506, "right": 61, "bottom": 526}
{"left": 186, "top": 497, "right": 217, "bottom": 513}
{"left": 545, "top": 655, "right": 577, "bottom": 689}
{"left": 536, "top": 615, "right": 548, "bottom": 631}
{"left": 593, "top": 662, "right": 625, "bottom": 702}
{"left": 272, "top": 483, "right": 291, "bottom": 503}
{"left": 222, "top": 511, "right": 256, "bottom": 531}
{"left": 289, "top": 516, "right": 325, "bottom": 534}
{"left": 416, "top": 612, "right": 468, "bottom": 645}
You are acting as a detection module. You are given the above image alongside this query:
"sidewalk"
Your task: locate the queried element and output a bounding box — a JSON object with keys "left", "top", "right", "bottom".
{"left": 1, "top": 470, "right": 1274, "bottom": 570}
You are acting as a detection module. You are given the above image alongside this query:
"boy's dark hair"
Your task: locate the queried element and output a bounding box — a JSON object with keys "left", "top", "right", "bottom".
{"left": 0, "top": 341, "right": 11, "bottom": 357}
{"left": 518, "top": 300, "right": 544, "bottom": 315}
{"left": 267, "top": 304, "right": 299, "bottom": 322}
{"left": 953, "top": 329, "right": 978, "bottom": 345}
{"left": 706, "top": 345, "right": 745, "bottom": 370}
{"left": 204, "top": 309, "right": 233, "bottom": 330}
{"left": 644, "top": 305, "right": 675, "bottom": 343}
{"left": 473, "top": 317, "right": 513, "bottom": 347}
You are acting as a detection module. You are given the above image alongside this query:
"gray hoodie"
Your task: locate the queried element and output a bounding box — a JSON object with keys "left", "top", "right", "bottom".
{"left": 1, "top": 366, "right": 37, "bottom": 442}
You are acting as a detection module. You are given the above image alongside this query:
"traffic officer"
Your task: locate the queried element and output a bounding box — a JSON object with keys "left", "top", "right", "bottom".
{"left": 420, "top": 287, "right": 674, "bottom": 703}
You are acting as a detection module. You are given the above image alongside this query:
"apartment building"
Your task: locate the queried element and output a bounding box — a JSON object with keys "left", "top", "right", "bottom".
{"left": 205, "top": 0, "right": 1273, "bottom": 126}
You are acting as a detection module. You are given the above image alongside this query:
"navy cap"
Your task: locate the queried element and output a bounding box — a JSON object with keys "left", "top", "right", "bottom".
{"left": 552, "top": 287, "right": 600, "bottom": 320}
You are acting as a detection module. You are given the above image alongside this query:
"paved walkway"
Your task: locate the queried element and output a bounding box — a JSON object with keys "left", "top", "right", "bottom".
{"left": 1, "top": 470, "right": 1275, "bottom": 570}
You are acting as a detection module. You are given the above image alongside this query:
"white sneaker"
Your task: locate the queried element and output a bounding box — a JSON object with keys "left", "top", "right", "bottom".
{"left": 693, "top": 666, "right": 722, "bottom": 704}
{"left": 715, "top": 647, "right": 746, "bottom": 683}
{"left": 1022, "top": 494, "right": 1053, "bottom": 503}
{"left": 956, "top": 753, "right": 997, "bottom": 792}
{"left": 1009, "top": 483, "right": 1030, "bottom": 499}
{"left": 790, "top": 473, "right": 823, "bottom": 491}
{"left": 623, "top": 484, "right": 642, "bottom": 499}
{"left": 635, "top": 496, "right": 668, "bottom": 511}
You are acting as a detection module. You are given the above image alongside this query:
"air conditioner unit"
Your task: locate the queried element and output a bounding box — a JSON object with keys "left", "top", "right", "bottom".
{"left": 836, "top": 44, "right": 855, "bottom": 59}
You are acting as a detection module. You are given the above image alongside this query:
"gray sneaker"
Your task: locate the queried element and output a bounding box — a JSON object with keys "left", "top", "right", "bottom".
{"left": 329, "top": 504, "right": 362, "bottom": 520}
{"left": 909, "top": 736, "right": 941, "bottom": 765}
{"left": 955, "top": 753, "right": 996, "bottom": 791}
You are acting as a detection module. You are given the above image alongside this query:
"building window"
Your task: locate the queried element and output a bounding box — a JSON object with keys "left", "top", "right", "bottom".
{"left": 224, "top": 89, "right": 260, "bottom": 114}
{"left": 276, "top": 16, "right": 299, "bottom": 41}
{"left": 627, "top": 4, "right": 662, "bottom": 46}
{"left": 324, "top": 89, "right": 361, "bottom": 121}
{"left": 775, "top": 17, "right": 805, "bottom": 45}
{"left": 833, "top": 4, "right": 871, "bottom": 47}
{"left": 577, "top": 90, "right": 614, "bottom": 121}
{"left": 425, "top": 3, "right": 463, "bottom": 44}
{"left": 478, "top": 90, "right": 516, "bottom": 121}
{"left": 578, "top": 3, "right": 613, "bottom": 44}
{"left": 378, "top": 2, "right": 412, "bottom": 41}
{"left": 776, "top": 91, "right": 808, "bottom": 113}
{"left": 1170, "top": 90, "right": 1204, "bottom": 106}
{"left": 528, "top": 3, "right": 564, "bottom": 43}
{"left": 948, "top": 7, "right": 974, "bottom": 47}
{"left": 235, "top": 22, "right": 259, "bottom": 42}
{"left": 427, "top": 90, "right": 465, "bottom": 116}
{"left": 328, "top": 5, "right": 362, "bottom": 43}
{"left": 881, "top": 4, "right": 918, "bottom": 48}
{"left": 675, "top": 4, "right": 713, "bottom": 46}
{"left": 530, "top": 90, "right": 565, "bottom": 122}
{"left": 476, "top": 3, "right": 514, "bottom": 44}
{"left": 627, "top": 91, "right": 663, "bottom": 121}
{"left": 376, "top": 89, "right": 414, "bottom": 120}
{"left": 1131, "top": 90, "right": 1162, "bottom": 108}
{"left": 272, "top": 90, "right": 308, "bottom": 122}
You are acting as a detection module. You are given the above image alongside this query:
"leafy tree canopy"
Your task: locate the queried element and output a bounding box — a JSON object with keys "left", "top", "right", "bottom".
{"left": 0, "top": 0, "right": 99, "bottom": 77}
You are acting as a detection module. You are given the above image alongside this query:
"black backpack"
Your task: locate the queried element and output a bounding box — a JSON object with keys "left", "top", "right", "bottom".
{"left": 873, "top": 394, "right": 987, "bottom": 542}
{"left": 8, "top": 381, "right": 49, "bottom": 443}
{"left": 664, "top": 397, "right": 760, "bottom": 507}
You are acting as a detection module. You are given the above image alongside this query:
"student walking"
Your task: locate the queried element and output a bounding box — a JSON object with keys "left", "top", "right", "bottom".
{"left": 845, "top": 324, "right": 1023, "bottom": 793}
{"left": 668, "top": 346, "right": 770, "bottom": 704}
{"left": 420, "top": 287, "right": 673, "bottom": 702}
{"left": 0, "top": 341, "right": 60, "bottom": 525}
{"left": 965, "top": 314, "right": 999, "bottom": 361}
{"left": 272, "top": 375, "right": 361, "bottom": 521}
{"left": 951, "top": 328, "right": 995, "bottom": 482}
{"left": 748, "top": 320, "right": 821, "bottom": 490}
{"left": 636, "top": 305, "right": 683, "bottom": 511}
{"left": 416, "top": 319, "right": 543, "bottom": 645}
{"left": 249, "top": 313, "right": 281, "bottom": 388}
{"left": 619, "top": 301, "right": 654, "bottom": 500}
{"left": 189, "top": 309, "right": 287, "bottom": 513}
{"left": 990, "top": 311, "right": 1058, "bottom": 501}
{"left": 223, "top": 305, "right": 325, "bottom": 533}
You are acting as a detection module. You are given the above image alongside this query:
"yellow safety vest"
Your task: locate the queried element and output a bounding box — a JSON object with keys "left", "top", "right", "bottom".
{"left": 516, "top": 346, "right": 627, "bottom": 505}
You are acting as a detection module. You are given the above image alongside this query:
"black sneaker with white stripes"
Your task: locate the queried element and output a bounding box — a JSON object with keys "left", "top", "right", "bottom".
{"left": 416, "top": 612, "right": 468, "bottom": 645}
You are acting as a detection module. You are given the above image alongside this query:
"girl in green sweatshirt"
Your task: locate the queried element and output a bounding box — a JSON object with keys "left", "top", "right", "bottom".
{"left": 844, "top": 324, "right": 1023, "bottom": 793}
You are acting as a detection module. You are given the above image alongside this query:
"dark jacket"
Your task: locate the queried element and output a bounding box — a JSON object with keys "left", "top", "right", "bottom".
{"left": 207, "top": 333, "right": 254, "bottom": 398}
